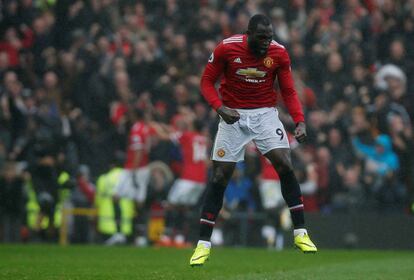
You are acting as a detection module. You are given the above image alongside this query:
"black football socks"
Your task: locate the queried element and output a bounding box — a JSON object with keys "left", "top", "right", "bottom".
{"left": 199, "top": 181, "right": 227, "bottom": 241}
{"left": 279, "top": 170, "right": 305, "bottom": 229}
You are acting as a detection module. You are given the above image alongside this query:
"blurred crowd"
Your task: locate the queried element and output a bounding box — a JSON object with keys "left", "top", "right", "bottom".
{"left": 1, "top": 0, "right": 414, "bottom": 244}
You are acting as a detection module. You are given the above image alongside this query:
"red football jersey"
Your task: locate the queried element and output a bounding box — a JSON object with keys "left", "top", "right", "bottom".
{"left": 124, "top": 121, "right": 154, "bottom": 170}
{"left": 176, "top": 131, "right": 207, "bottom": 183}
{"left": 201, "top": 34, "right": 304, "bottom": 123}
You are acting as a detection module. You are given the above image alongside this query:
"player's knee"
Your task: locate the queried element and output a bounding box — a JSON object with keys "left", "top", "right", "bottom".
{"left": 276, "top": 160, "right": 293, "bottom": 175}
{"left": 211, "top": 170, "right": 229, "bottom": 187}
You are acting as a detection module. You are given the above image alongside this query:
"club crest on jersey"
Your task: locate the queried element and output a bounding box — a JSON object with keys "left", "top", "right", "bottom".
{"left": 263, "top": 56, "right": 274, "bottom": 68}
{"left": 233, "top": 57, "right": 242, "bottom": 63}
{"left": 217, "top": 148, "right": 225, "bottom": 157}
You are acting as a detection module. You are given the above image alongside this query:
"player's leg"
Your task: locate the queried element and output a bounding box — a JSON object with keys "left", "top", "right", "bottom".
{"left": 110, "top": 196, "right": 127, "bottom": 245}
{"left": 264, "top": 148, "right": 317, "bottom": 253}
{"left": 199, "top": 161, "right": 235, "bottom": 241}
{"left": 113, "top": 180, "right": 126, "bottom": 237}
{"left": 253, "top": 108, "right": 316, "bottom": 253}
{"left": 259, "top": 179, "right": 285, "bottom": 249}
{"left": 109, "top": 167, "right": 149, "bottom": 245}
{"left": 190, "top": 161, "right": 235, "bottom": 266}
{"left": 164, "top": 179, "right": 194, "bottom": 246}
{"left": 162, "top": 180, "right": 181, "bottom": 246}
{"left": 199, "top": 113, "right": 248, "bottom": 242}
{"left": 135, "top": 166, "right": 151, "bottom": 207}
{"left": 176, "top": 181, "right": 206, "bottom": 247}
{"left": 133, "top": 167, "right": 151, "bottom": 244}
{"left": 252, "top": 109, "right": 305, "bottom": 230}
{"left": 191, "top": 112, "right": 249, "bottom": 266}
{"left": 107, "top": 170, "right": 130, "bottom": 245}
{"left": 264, "top": 149, "right": 304, "bottom": 227}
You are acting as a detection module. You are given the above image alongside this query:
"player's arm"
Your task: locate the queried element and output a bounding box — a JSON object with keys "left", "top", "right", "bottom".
{"left": 277, "top": 50, "right": 306, "bottom": 143}
{"left": 148, "top": 121, "right": 171, "bottom": 140}
{"left": 148, "top": 121, "right": 184, "bottom": 145}
{"left": 200, "top": 43, "right": 240, "bottom": 124}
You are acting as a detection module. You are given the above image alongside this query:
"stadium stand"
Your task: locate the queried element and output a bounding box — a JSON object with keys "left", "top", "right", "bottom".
{"left": 0, "top": 0, "right": 413, "bottom": 245}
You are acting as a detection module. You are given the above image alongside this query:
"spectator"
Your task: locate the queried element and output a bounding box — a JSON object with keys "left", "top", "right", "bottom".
{"left": 221, "top": 162, "right": 255, "bottom": 246}
{"left": 331, "top": 163, "right": 365, "bottom": 212}
{"left": 0, "top": 161, "right": 26, "bottom": 242}
{"left": 224, "top": 162, "right": 255, "bottom": 213}
{"left": 0, "top": 0, "right": 413, "bottom": 244}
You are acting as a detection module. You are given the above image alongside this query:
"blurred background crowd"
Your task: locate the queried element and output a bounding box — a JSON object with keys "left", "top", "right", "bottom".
{"left": 1, "top": 0, "right": 414, "bottom": 246}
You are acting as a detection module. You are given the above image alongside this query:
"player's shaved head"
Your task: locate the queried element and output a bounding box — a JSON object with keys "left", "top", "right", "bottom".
{"left": 248, "top": 14, "right": 271, "bottom": 32}
{"left": 247, "top": 14, "right": 273, "bottom": 57}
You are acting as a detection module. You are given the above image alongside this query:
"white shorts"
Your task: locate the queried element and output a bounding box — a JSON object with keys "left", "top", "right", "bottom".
{"left": 167, "top": 179, "right": 206, "bottom": 206}
{"left": 114, "top": 167, "right": 151, "bottom": 202}
{"left": 212, "top": 107, "right": 289, "bottom": 162}
{"left": 259, "top": 179, "right": 284, "bottom": 209}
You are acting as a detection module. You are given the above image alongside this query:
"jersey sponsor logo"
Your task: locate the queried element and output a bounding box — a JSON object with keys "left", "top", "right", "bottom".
{"left": 236, "top": 68, "right": 266, "bottom": 78}
{"left": 236, "top": 67, "right": 267, "bottom": 83}
{"left": 263, "top": 56, "right": 274, "bottom": 68}
{"left": 244, "top": 78, "right": 265, "bottom": 83}
{"left": 217, "top": 148, "right": 225, "bottom": 157}
{"left": 233, "top": 57, "right": 242, "bottom": 63}
{"left": 208, "top": 53, "right": 214, "bottom": 63}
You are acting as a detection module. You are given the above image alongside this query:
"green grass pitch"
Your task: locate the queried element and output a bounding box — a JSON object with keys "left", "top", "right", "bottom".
{"left": 1, "top": 245, "right": 414, "bottom": 280}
